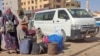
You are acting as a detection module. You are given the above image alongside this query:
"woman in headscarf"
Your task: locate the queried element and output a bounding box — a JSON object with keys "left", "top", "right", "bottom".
{"left": 17, "top": 9, "right": 28, "bottom": 43}
{"left": 2, "top": 7, "right": 19, "bottom": 54}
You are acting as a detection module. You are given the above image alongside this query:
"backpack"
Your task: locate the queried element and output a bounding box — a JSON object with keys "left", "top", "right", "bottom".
{"left": 5, "top": 15, "right": 15, "bottom": 32}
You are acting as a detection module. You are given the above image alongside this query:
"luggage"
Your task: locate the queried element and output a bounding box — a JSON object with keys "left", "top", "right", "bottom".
{"left": 31, "top": 42, "right": 48, "bottom": 55}
{"left": 48, "top": 42, "right": 58, "bottom": 55}
{"left": 19, "top": 38, "right": 32, "bottom": 54}
{"left": 48, "top": 34, "right": 63, "bottom": 52}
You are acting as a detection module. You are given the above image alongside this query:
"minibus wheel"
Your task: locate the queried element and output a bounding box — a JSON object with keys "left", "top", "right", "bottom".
{"left": 90, "top": 27, "right": 99, "bottom": 37}
{"left": 61, "top": 29, "right": 67, "bottom": 42}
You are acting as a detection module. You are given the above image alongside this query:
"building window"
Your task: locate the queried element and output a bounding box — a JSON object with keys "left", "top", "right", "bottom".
{"left": 35, "top": 0, "right": 37, "bottom": 4}
{"left": 2, "top": 3, "right": 4, "bottom": 5}
{"left": 71, "top": 4, "right": 74, "bottom": 6}
{"left": 21, "top": 2, "right": 23, "bottom": 5}
{"left": 28, "top": 1, "right": 30, "bottom": 4}
{"left": 66, "top": 4, "right": 69, "bottom": 6}
{"left": 44, "top": 4, "right": 49, "bottom": 8}
{"left": 56, "top": 0, "right": 61, "bottom": 2}
{"left": 24, "top": 2, "right": 26, "bottom": 5}
{"left": 32, "top": 0, "right": 34, "bottom": 3}
{"left": 35, "top": 6, "right": 37, "bottom": 8}
{"left": 40, "top": 5, "right": 42, "bottom": 8}
{"left": 6, "top": 3, "right": 8, "bottom": 5}
{"left": 32, "top": 6, "right": 34, "bottom": 10}
{"left": 56, "top": 5, "right": 61, "bottom": 8}
{"left": 78, "top": 5, "right": 80, "bottom": 7}
{"left": 28, "top": 7, "right": 30, "bottom": 10}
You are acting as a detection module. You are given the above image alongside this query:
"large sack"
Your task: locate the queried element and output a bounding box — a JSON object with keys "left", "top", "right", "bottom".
{"left": 48, "top": 34, "right": 63, "bottom": 52}
{"left": 19, "top": 38, "right": 32, "bottom": 54}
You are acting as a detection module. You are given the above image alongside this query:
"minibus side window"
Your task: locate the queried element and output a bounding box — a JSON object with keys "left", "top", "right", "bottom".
{"left": 35, "top": 11, "right": 55, "bottom": 21}
{"left": 43, "top": 11, "right": 55, "bottom": 20}
{"left": 58, "top": 10, "right": 69, "bottom": 19}
{"left": 35, "top": 13, "right": 44, "bottom": 21}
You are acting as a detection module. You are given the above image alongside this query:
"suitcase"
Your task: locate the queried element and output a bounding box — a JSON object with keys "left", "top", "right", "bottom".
{"left": 31, "top": 42, "right": 40, "bottom": 55}
{"left": 19, "top": 38, "right": 32, "bottom": 54}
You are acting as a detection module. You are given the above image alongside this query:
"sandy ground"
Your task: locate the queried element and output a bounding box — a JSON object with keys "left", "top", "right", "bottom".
{"left": 0, "top": 33, "right": 100, "bottom": 56}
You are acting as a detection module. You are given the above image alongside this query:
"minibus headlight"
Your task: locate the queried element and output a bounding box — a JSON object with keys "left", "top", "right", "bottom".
{"left": 71, "top": 25, "right": 81, "bottom": 29}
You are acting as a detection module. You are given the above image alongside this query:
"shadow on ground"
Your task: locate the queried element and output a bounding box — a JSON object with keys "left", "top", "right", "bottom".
{"left": 68, "top": 37, "right": 100, "bottom": 43}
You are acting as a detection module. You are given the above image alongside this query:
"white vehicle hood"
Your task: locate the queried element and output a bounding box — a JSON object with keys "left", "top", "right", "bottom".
{"left": 72, "top": 18, "right": 96, "bottom": 25}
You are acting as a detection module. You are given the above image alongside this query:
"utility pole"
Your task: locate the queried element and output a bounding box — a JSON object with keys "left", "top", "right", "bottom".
{"left": 86, "top": 0, "right": 90, "bottom": 12}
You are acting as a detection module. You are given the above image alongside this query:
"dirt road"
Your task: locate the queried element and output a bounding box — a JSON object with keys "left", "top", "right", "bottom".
{"left": 0, "top": 34, "right": 100, "bottom": 56}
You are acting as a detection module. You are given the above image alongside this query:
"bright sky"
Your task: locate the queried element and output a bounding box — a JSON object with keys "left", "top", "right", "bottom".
{"left": 0, "top": 0, "right": 100, "bottom": 12}
{"left": 78, "top": 0, "right": 100, "bottom": 12}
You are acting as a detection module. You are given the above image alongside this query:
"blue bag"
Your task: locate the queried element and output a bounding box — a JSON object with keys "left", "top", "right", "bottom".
{"left": 48, "top": 34, "right": 63, "bottom": 52}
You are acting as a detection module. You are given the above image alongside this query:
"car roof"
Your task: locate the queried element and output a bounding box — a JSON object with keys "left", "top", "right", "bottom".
{"left": 35, "top": 8, "right": 81, "bottom": 13}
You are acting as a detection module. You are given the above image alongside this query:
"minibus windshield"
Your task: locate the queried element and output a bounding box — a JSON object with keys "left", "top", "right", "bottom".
{"left": 68, "top": 9, "right": 92, "bottom": 18}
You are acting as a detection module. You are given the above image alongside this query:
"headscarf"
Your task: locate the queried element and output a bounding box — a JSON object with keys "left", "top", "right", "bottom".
{"left": 3, "top": 7, "right": 14, "bottom": 20}
{"left": 4, "top": 7, "right": 13, "bottom": 15}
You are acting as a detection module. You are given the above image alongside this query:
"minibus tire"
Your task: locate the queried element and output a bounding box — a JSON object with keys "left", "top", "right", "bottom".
{"left": 61, "top": 29, "right": 67, "bottom": 42}
{"left": 90, "top": 27, "right": 99, "bottom": 37}
{"left": 95, "top": 27, "right": 99, "bottom": 35}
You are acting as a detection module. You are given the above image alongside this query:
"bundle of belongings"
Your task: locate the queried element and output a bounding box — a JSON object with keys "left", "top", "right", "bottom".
{"left": 19, "top": 27, "right": 64, "bottom": 55}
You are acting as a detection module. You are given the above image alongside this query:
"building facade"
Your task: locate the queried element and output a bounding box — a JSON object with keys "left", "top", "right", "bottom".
{"left": 1, "top": 0, "right": 80, "bottom": 15}
{"left": 21, "top": 0, "right": 80, "bottom": 11}
{"left": 1, "top": 0, "right": 21, "bottom": 14}
{"left": 93, "top": 11, "right": 100, "bottom": 17}
{"left": 65, "top": 0, "right": 80, "bottom": 8}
